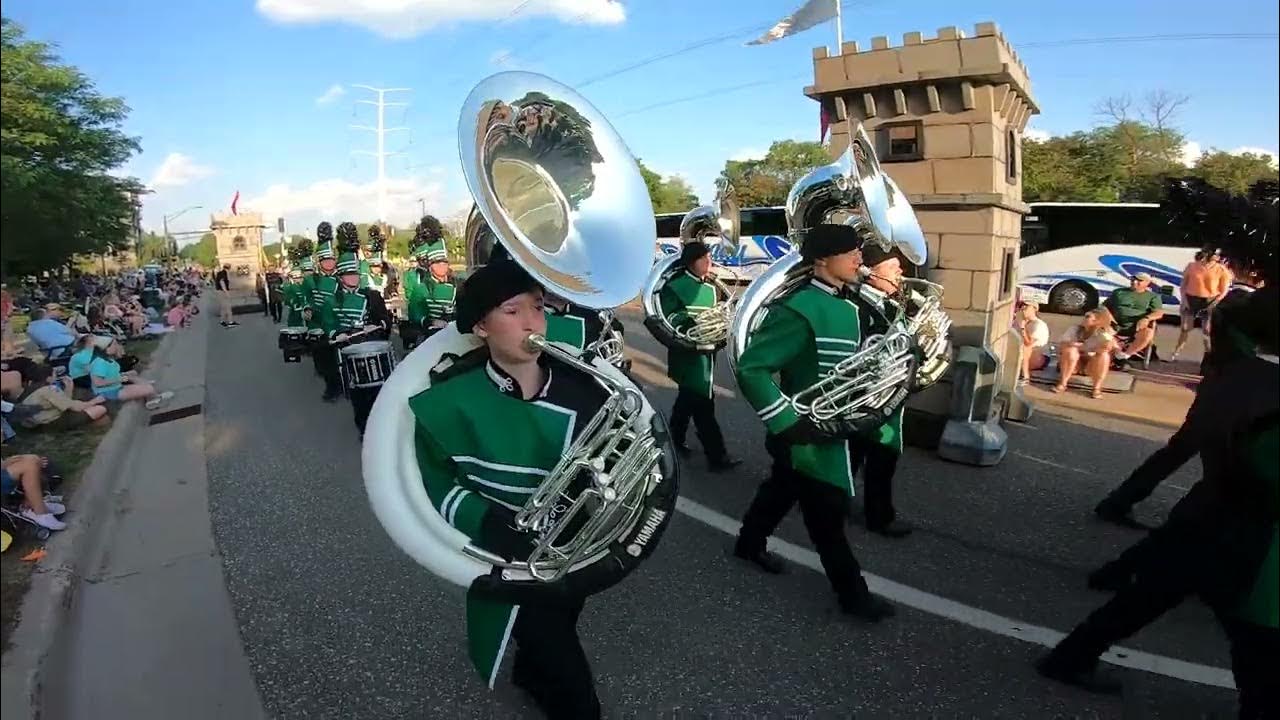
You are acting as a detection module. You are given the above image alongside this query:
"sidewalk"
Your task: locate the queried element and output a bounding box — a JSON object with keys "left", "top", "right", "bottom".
{"left": 3, "top": 304, "right": 265, "bottom": 719}
{"left": 1023, "top": 379, "right": 1193, "bottom": 430}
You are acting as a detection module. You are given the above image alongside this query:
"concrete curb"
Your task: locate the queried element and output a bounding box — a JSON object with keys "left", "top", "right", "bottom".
{"left": 1030, "top": 395, "right": 1182, "bottom": 431}
{"left": 0, "top": 327, "right": 183, "bottom": 720}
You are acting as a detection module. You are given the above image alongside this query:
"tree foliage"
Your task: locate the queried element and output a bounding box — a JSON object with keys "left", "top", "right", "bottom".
{"left": 638, "top": 160, "right": 699, "bottom": 213}
{"left": 1024, "top": 91, "right": 1277, "bottom": 203}
{"left": 714, "top": 140, "right": 829, "bottom": 207}
{"left": 1, "top": 19, "right": 143, "bottom": 277}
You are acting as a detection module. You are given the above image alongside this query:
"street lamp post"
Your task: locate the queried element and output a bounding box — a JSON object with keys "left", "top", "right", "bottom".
{"left": 162, "top": 205, "right": 204, "bottom": 260}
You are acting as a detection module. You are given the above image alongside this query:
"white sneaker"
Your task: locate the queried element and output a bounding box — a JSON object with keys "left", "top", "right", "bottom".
{"left": 1113, "top": 351, "right": 1130, "bottom": 361}
{"left": 43, "top": 494, "right": 63, "bottom": 504}
{"left": 21, "top": 508, "right": 67, "bottom": 531}
{"left": 43, "top": 502, "right": 66, "bottom": 515}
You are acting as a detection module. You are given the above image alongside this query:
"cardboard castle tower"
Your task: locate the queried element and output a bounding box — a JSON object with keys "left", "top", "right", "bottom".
{"left": 805, "top": 22, "right": 1038, "bottom": 428}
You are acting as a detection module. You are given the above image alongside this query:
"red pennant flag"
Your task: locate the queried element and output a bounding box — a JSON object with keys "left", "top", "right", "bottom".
{"left": 819, "top": 103, "right": 831, "bottom": 144}
{"left": 230, "top": 190, "right": 240, "bottom": 215}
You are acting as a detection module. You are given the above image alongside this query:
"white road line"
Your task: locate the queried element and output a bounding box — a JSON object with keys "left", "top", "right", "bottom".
{"left": 1009, "top": 450, "right": 1093, "bottom": 477}
{"left": 675, "top": 496, "right": 1236, "bottom": 690}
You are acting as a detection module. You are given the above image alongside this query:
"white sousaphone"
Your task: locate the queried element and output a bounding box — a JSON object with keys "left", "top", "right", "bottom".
{"left": 362, "top": 71, "right": 678, "bottom": 603}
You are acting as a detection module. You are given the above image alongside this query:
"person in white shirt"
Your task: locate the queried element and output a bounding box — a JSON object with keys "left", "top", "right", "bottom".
{"left": 1015, "top": 301, "right": 1051, "bottom": 385}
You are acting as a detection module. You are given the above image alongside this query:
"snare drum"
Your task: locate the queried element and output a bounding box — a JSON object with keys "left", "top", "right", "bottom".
{"left": 279, "top": 326, "right": 309, "bottom": 362}
{"left": 306, "top": 329, "right": 327, "bottom": 349}
{"left": 340, "top": 340, "right": 396, "bottom": 389}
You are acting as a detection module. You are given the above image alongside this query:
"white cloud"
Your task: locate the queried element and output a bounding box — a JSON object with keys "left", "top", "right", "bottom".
{"left": 241, "top": 174, "right": 470, "bottom": 236}
{"left": 1179, "top": 141, "right": 1203, "bottom": 166}
{"left": 729, "top": 147, "right": 765, "bottom": 162}
{"left": 256, "top": 0, "right": 624, "bottom": 40}
{"left": 315, "top": 84, "right": 345, "bottom": 106}
{"left": 1023, "top": 127, "right": 1050, "bottom": 142}
{"left": 149, "top": 152, "right": 216, "bottom": 188}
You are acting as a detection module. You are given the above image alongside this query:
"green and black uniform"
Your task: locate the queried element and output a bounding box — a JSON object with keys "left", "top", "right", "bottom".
{"left": 410, "top": 352, "right": 607, "bottom": 718}
{"left": 736, "top": 277, "right": 878, "bottom": 609}
{"left": 305, "top": 244, "right": 343, "bottom": 397}
{"left": 847, "top": 283, "right": 910, "bottom": 531}
{"left": 658, "top": 269, "right": 729, "bottom": 461}
{"left": 403, "top": 268, "right": 456, "bottom": 349}
{"left": 1043, "top": 353, "right": 1279, "bottom": 713}
{"left": 325, "top": 278, "right": 391, "bottom": 434}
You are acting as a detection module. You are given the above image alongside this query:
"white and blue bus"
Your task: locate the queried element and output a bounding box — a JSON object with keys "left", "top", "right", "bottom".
{"left": 1015, "top": 202, "right": 1196, "bottom": 315}
{"left": 655, "top": 207, "right": 792, "bottom": 284}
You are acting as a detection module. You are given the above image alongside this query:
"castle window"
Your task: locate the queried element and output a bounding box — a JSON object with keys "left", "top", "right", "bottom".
{"left": 880, "top": 120, "right": 924, "bottom": 163}
{"left": 1006, "top": 130, "right": 1019, "bottom": 180}
{"left": 232, "top": 235, "right": 247, "bottom": 251}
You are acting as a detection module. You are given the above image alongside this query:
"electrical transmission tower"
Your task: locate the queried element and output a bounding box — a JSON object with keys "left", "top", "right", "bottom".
{"left": 350, "top": 85, "right": 410, "bottom": 223}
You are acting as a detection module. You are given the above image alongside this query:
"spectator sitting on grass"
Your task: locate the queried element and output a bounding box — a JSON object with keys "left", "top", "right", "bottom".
{"left": 1054, "top": 308, "right": 1120, "bottom": 399}
{"left": 14, "top": 365, "right": 108, "bottom": 431}
{"left": 25, "top": 306, "right": 78, "bottom": 359}
{"left": 86, "top": 339, "right": 171, "bottom": 409}
{"left": 2, "top": 455, "right": 66, "bottom": 531}
{"left": 165, "top": 297, "right": 191, "bottom": 328}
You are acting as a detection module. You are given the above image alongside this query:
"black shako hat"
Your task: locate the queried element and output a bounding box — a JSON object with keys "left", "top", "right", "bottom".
{"left": 680, "top": 241, "right": 711, "bottom": 265}
{"left": 456, "top": 261, "right": 542, "bottom": 334}
{"left": 800, "top": 223, "right": 864, "bottom": 262}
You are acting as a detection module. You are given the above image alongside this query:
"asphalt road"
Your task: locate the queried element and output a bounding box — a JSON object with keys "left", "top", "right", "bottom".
{"left": 204, "top": 311, "right": 1235, "bottom": 719}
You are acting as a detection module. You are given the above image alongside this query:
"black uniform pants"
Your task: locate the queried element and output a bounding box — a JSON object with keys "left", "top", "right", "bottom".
{"left": 267, "top": 298, "right": 283, "bottom": 323}
{"left": 669, "top": 388, "right": 727, "bottom": 460}
{"left": 1224, "top": 617, "right": 1280, "bottom": 720}
{"left": 511, "top": 599, "right": 600, "bottom": 720}
{"left": 849, "top": 438, "right": 901, "bottom": 530}
{"left": 1100, "top": 421, "right": 1197, "bottom": 513}
{"left": 348, "top": 384, "right": 381, "bottom": 435}
{"left": 315, "top": 346, "right": 342, "bottom": 396}
{"left": 738, "top": 434, "right": 870, "bottom": 606}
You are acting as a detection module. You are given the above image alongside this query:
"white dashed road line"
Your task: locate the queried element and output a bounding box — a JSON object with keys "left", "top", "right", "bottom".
{"left": 675, "top": 497, "right": 1236, "bottom": 690}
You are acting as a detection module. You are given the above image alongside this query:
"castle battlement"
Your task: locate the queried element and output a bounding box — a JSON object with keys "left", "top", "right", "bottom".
{"left": 804, "top": 22, "right": 1036, "bottom": 116}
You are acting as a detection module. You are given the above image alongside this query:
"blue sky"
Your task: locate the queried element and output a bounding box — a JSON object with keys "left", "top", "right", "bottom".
{"left": 6, "top": 0, "right": 1278, "bottom": 245}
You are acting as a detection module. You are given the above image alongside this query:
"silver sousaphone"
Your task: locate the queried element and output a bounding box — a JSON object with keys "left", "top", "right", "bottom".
{"left": 640, "top": 190, "right": 741, "bottom": 351}
{"left": 363, "top": 72, "right": 678, "bottom": 602}
{"left": 727, "top": 124, "right": 927, "bottom": 434}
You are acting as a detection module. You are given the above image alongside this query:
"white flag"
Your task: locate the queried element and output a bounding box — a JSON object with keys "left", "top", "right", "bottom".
{"left": 746, "top": 0, "right": 838, "bottom": 46}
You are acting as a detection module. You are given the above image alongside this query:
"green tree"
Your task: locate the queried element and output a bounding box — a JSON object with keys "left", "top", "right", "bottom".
{"left": 0, "top": 19, "right": 143, "bottom": 277}
{"left": 135, "top": 232, "right": 171, "bottom": 264}
{"left": 1189, "top": 150, "right": 1279, "bottom": 196}
{"left": 178, "top": 232, "right": 218, "bottom": 268}
{"left": 714, "top": 140, "right": 829, "bottom": 207}
{"left": 1023, "top": 131, "right": 1127, "bottom": 202}
{"left": 638, "top": 160, "right": 699, "bottom": 213}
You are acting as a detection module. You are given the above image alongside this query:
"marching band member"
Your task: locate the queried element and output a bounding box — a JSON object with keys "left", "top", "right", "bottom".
{"left": 362, "top": 227, "right": 390, "bottom": 298}
{"left": 404, "top": 218, "right": 455, "bottom": 350}
{"left": 659, "top": 240, "right": 738, "bottom": 469}
{"left": 732, "top": 223, "right": 896, "bottom": 622}
{"left": 304, "top": 222, "right": 343, "bottom": 401}
{"left": 847, "top": 243, "right": 915, "bottom": 538}
{"left": 401, "top": 215, "right": 439, "bottom": 301}
{"left": 325, "top": 229, "right": 392, "bottom": 435}
{"left": 485, "top": 242, "right": 624, "bottom": 360}
{"left": 408, "top": 260, "right": 606, "bottom": 719}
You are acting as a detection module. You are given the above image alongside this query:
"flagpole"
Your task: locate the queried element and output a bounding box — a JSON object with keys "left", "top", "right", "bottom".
{"left": 834, "top": 0, "right": 843, "bottom": 48}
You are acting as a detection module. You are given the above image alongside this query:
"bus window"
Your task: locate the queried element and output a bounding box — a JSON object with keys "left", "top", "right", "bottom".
{"left": 739, "top": 207, "right": 787, "bottom": 237}
{"left": 655, "top": 214, "right": 683, "bottom": 240}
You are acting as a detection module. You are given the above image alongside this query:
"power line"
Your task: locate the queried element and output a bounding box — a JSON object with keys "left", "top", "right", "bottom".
{"left": 612, "top": 32, "right": 1279, "bottom": 118}
{"left": 1022, "top": 32, "right": 1277, "bottom": 48}
{"left": 577, "top": 21, "right": 773, "bottom": 88}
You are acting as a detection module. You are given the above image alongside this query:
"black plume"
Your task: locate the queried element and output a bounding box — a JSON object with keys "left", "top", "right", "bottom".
{"left": 336, "top": 222, "right": 360, "bottom": 253}
{"left": 1164, "top": 177, "right": 1278, "bottom": 285}
{"left": 367, "top": 225, "right": 385, "bottom": 254}
{"left": 316, "top": 222, "right": 333, "bottom": 244}
{"left": 415, "top": 215, "right": 443, "bottom": 244}
{"left": 291, "top": 238, "right": 314, "bottom": 263}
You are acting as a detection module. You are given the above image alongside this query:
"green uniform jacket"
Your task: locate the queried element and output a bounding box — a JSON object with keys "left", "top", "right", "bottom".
{"left": 735, "top": 279, "right": 863, "bottom": 494}
{"left": 364, "top": 272, "right": 388, "bottom": 297}
{"left": 282, "top": 281, "right": 306, "bottom": 326}
{"left": 402, "top": 264, "right": 423, "bottom": 298}
{"left": 326, "top": 286, "right": 369, "bottom": 338}
{"left": 852, "top": 284, "right": 909, "bottom": 453}
{"left": 659, "top": 270, "right": 718, "bottom": 398}
{"left": 409, "top": 354, "right": 607, "bottom": 687}
{"left": 1233, "top": 414, "right": 1278, "bottom": 629}
{"left": 406, "top": 270, "right": 456, "bottom": 326}
{"left": 302, "top": 273, "right": 339, "bottom": 330}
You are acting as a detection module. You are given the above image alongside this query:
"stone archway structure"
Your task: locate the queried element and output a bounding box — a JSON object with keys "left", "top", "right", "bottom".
{"left": 210, "top": 211, "right": 266, "bottom": 292}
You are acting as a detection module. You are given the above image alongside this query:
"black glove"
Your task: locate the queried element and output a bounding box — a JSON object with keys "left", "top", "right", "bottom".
{"left": 478, "top": 507, "right": 535, "bottom": 561}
